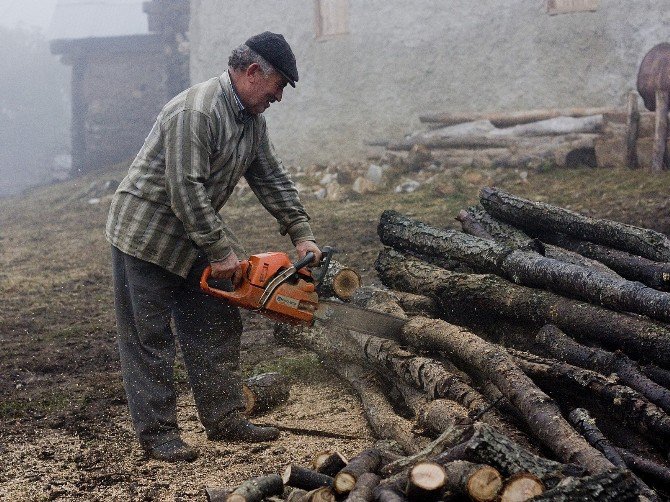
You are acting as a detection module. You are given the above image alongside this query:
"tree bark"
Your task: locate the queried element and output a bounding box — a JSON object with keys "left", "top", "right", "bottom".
{"left": 226, "top": 474, "right": 283, "bottom": 502}
{"left": 536, "top": 325, "right": 670, "bottom": 414}
{"left": 435, "top": 423, "right": 585, "bottom": 487}
{"left": 479, "top": 186, "right": 670, "bottom": 262}
{"left": 441, "top": 460, "right": 503, "bottom": 502}
{"left": 617, "top": 448, "right": 670, "bottom": 488}
{"left": 537, "top": 231, "right": 670, "bottom": 290}
{"left": 419, "top": 107, "right": 617, "bottom": 127}
{"left": 242, "top": 372, "right": 291, "bottom": 417}
{"left": 528, "top": 469, "right": 640, "bottom": 501}
{"left": 390, "top": 314, "right": 613, "bottom": 474}
{"left": 371, "top": 482, "right": 407, "bottom": 502}
{"left": 282, "top": 465, "right": 334, "bottom": 491}
{"left": 510, "top": 349, "right": 670, "bottom": 445}
{"left": 334, "top": 449, "right": 383, "bottom": 495}
{"left": 378, "top": 209, "right": 670, "bottom": 322}
{"left": 345, "top": 472, "right": 380, "bottom": 502}
{"left": 374, "top": 248, "right": 670, "bottom": 367}
{"left": 416, "top": 399, "right": 470, "bottom": 437}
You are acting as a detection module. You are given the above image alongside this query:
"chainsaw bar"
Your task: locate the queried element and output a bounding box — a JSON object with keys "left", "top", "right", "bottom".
{"left": 314, "top": 300, "right": 407, "bottom": 339}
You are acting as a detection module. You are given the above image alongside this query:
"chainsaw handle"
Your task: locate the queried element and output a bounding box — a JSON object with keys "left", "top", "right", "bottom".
{"left": 312, "top": 246, "right": 334, "bottom": 283}
{"left": 200, "top": 260, "right": 249, "bottom": 300}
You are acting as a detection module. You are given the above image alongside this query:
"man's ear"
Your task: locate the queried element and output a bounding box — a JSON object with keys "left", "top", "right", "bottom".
{"left": 245, "top": 63, "right": 263, "bottom": 82}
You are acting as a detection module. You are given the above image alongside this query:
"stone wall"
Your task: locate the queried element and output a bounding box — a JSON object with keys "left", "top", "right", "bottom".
{"left": 189, "top": 0, "right": 670, "bottom": 165}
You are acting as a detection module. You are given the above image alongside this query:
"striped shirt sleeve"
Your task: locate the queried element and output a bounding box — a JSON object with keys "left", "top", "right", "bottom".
{"left": 164, "top": 109, "right": 233, "bottom": 261}
{"left": 244, "top": 122, "right": 314, "bottom": 244}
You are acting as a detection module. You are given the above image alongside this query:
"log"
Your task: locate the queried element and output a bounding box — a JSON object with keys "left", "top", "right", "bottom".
{"left": 374, "top": 248, "right": 670, "bottom": 367}
{"left": 371, "top": 482, "right": 407, "bottom": 501}
{"left": 345, "top": 472, "right": 380, "bottom": 502}
{"left": 626, "top": 91, "right": 640, "bottom": 169}
{"left": 479, "top": 186, "right": 670, "bottom": 262}
{"left": 315, "top": 260, "right": 361, "bottom": 301}
{"left": 298, "top": 487, "right": 336, "bottom": 502}
{"left": 226, "top": 474, "right": 283, "bottom": 502}
{"left": 617, "top": 448, "right": 670, "bottom": 488}
{"left": 416, "top": 399, "right": 470, "bottom": 437}
{"left": 313, "top": 451, "right": 348, "bottom": 477}
{"left": 487, "top": 115, "right": 603, "bottom": 137}
{"left": 652, "top": 90, "right": 670, "bottom": 172}
{"left": 406, "top": 462, "right": 446, "bottom": 501}
{"left": 441, "top": 460, "right": 503, "bottom": 502}
{"left": 510, "top": 349, "right": 670, "bottom": 444}
{"left": 435, "top": 423, "right": 585, "bottom": 487}
{"left": 458, "top": 205, "right": 620, "bottom": 276}
{"left": 386, "top": 136, "right": 517, "bottom": 151}
{"left": 282, "top": 464, "right": 334, "bottom": 491}
{"left": 528, "top": 469, "right": 640, "bottom": 501}
{"left": 346, "top": 330, "right": 528, "bottom": 446}
{"left": 568, "top": 408, "right": 658, "bottom": 500}
{"left": 419, "top": 107, "right": 617, "bottom": 127}
{"left": 641, "top": 364, "right": 670, "bottom": 389}
{"left": 393, "top": 315, "right": 613, "bottom": 474}
{"left": 537, "top": 232, "right": 670, "bottom": 290}
{"left": 334, "top": 449, "right": 383, "bottom": 495}
{"left": 498, "top": 473, "right": 544, "bottom": 502}
{"left": 205, "top": 487, "right": 230, "bottom": 502}
{"left": 285, "top": 488, "right": 308, "bottom": 502}
{"left": 536, "top": 325, "right": 670, "bottom": 414}
{"left": 243, "top": 372, "right": 291, "bottom": 417}
{"left": 378, "top": 209, "right": 670, "bottom": 323}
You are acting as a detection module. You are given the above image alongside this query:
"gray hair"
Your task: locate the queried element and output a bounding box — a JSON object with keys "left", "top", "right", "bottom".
{"left": 228, "top": 44, "right": 275, "bottom": 76}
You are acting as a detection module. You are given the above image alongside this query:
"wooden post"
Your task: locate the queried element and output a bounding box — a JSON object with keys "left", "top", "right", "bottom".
{"left": 652, "top": 90, "right": 669, "bottom": 172}
{"left": 626, "top": 92, "right": 640, "bottom": 169}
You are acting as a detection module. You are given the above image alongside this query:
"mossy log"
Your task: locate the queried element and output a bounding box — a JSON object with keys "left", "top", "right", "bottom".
{"left": 378, "top": 209, "right": 670, "bottom": 323}
{"left": 479, "top": 186, "right": 670, "bottom": 262}
{"left": 536, "top": 325, "right": 670, "bottom": 414}
{"left": 510, "top": 349, "right": 670, "bottom": 444}
{"left": 435, "top": 423, "right": 584, "bottom": 488}
{"left": 374, "top": 248, "right": 670, "bottom": 367}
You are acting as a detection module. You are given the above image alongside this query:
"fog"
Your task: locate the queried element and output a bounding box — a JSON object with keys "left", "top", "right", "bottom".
{"left": 0, "top": 0, "right": 69, "bottom": 197}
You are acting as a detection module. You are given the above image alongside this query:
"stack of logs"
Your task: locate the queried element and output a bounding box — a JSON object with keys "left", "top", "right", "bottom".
{"left": 209, "top": 186, "right": 670, "bottom": 501}
{"left": 370, "top": 98, "right": 665, "bottom": 172}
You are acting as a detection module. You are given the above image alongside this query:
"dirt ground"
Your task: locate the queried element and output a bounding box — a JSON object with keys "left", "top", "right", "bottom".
{"left": 2, "top": 161, "right": 670, "bottom": 500}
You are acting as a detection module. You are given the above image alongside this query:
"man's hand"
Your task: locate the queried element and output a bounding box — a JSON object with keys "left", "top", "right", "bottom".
{"left": 295, "top": 240, "right": 322, "bottom": 266}
{"left": 210, "top": 251, "right": 243, "bottom": 285}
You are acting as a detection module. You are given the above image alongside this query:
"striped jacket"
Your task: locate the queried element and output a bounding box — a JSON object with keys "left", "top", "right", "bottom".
{"left": 105, "top": 71, "right": 314, "bottom": 278}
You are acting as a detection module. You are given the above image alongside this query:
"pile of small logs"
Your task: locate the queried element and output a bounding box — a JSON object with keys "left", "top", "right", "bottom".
{"left": 207, "top": 187, "right": 670, "bottom": 500}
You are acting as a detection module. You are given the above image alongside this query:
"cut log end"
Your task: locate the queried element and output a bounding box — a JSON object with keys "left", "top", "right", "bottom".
{"left": 499, "top": 474, "right": 545, "bottom": 502}
{"left": 333, "top": 472, "right": 356, "bottom": 494}
{"left": 466, "top": 465, "right": 504, "bottom": 502}
{"left": 409, "top": 461, "right": 447, "bottom": 491}
{"left": 332, "top": 268, "right": 362, "bottom": 300}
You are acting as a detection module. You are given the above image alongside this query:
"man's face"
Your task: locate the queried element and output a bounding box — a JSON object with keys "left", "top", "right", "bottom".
{"left": 244, "top": 64, "right": 288, "bottom": 115}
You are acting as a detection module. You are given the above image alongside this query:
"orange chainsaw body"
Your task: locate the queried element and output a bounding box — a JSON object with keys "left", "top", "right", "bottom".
{"left": 200, "top": 252, "right": 319, "bottom": 325}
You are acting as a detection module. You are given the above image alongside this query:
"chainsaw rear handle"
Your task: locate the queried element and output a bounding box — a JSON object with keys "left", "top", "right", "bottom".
{"left": 199, "top": 260, "right": 250, "bottom": 302}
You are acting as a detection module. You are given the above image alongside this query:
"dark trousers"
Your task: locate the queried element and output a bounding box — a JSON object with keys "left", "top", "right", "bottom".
{"left": 111, "top": 246, "right": 244, "bottom": 448}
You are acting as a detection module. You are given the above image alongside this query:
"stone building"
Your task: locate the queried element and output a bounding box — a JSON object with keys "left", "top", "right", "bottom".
{"left": 189, "top": 0, "right": 670, "bottom": 165}
{"left": 50, "top": 0, "right": 189, "bottom": 174}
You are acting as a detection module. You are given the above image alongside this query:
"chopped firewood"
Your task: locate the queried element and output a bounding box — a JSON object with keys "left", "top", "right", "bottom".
{"left": 243, "top": 372, "right": 291, "bottom": 417}
{"left": 333, "top": 448, "right": 382, "bottom": 495}
{"left": 371, "top": 482, "right": 407, "bottom": 501}
{"left": 299, "top": 487, "right": 336, "bottom": 502}
{"left": 346, "top": 472, "right": 381, "bottom": 502}
{"left": 282, "top": 464, "right": 333, "bottom": 490}
{"left": 416, "top": 399, "right": 470, "bottom": 437}
{"left": 312, "top": 451, "right": 348, "bottom": 477}
{"left": 479, "top": 186, "right": 670, "bottom": 262}
{"left": 378, "top": 209, "right": 670, "bottom": 323}
{"left": 225, "top": 474, "right": 283, "bottom": 502}
{"left": 375, "top": 248, "right": 670, "bottom": 367}
{"left": 285, "top": 487, "right": 308, "bottom": 502}
{"left": 315, "top": 259, "right": 361, "bottom": 301}
{"left": 440, "top": 460, "right": 503, "bottom": 502}
{"left": 498, "top": 473, "right": 544, "bottom": 502}
{"left": 406, "top": 462, "right": 446, "bottom": 501}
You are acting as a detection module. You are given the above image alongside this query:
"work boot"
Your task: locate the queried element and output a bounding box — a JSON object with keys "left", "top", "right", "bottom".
{"left": 144, "top": 438, "right": 198, "bottom": 462}
{"left": 209, "top": 413, "right": 280, "bottom": 443}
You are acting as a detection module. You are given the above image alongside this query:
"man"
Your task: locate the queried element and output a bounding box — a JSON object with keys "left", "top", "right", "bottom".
{"left": 105, "top": 32, "right": 321, "bottom": 462}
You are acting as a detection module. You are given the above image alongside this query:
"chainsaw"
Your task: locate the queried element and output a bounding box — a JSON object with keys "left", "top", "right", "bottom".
{"left": 199, "top": 247, "right": 406, "bottom": 337}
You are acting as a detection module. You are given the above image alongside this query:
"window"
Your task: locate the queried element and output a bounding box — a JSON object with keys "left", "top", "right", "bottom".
{"left": 315, "top": 0, "right": 349, "bottom": 39}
